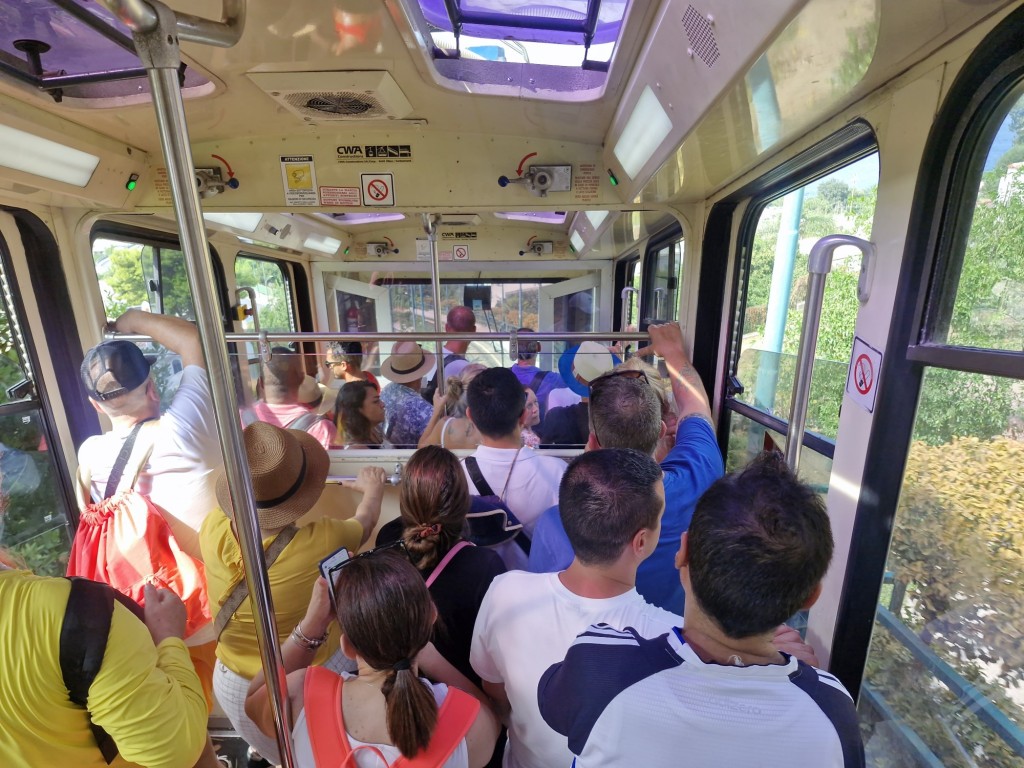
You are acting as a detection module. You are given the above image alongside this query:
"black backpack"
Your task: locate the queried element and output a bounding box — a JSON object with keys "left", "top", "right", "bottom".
{"left": 60, "top": 577, "right": 145, "bottom": 764}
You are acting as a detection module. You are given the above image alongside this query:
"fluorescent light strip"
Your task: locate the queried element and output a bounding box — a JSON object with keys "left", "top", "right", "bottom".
{"left": 303, "top": 234, "right": 343, "bottom": 254}
{"left": 203, "top": 212, "right": 263, "bottom": 232}
{"left": 612, "top": 86, "right": 673, "bottom": 179}
{"left": 0, "top": 124, "right": 100, "bottom": 187}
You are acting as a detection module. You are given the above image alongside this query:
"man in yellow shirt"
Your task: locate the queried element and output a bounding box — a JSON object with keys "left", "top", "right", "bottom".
{"left": 200, "top": 421, "right": 386, "bottom": 762}
{"left": 0, "top": 557, "right": 208, "bottom": 768}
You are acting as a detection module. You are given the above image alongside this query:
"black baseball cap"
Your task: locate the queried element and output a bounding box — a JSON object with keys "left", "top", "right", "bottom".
{"left": 80, "top": 340, "right": 152, "bottom": 401}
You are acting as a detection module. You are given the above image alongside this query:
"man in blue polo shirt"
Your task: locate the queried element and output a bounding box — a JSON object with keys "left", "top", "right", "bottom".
{"left": 527, "top": 322, "right": 723, "bottom": 614}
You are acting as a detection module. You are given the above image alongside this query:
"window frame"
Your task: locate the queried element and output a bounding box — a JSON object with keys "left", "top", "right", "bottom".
{"left": 234, "top": 251, "right": 299, "bottom": 334}
{"left": 830, "top": 6, "right": 1024, "bottom": 698}
{"left": 639, "top": 223, "right": 682, "bottom": 329}
{"left": 718, "top": 133, "right": 880, "bottom": 464}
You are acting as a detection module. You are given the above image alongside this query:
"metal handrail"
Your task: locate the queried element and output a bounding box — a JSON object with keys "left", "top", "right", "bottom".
{"left": 110, "top": 330, "right": 652, "bottom": 344}
{"left": 785, "top": 234, "right": 874, "bottom": 473}
{"left": 97, "top": 0, "right": 245, "bottom": 47}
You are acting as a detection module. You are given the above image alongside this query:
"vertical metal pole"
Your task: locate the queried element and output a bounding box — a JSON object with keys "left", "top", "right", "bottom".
{"left": 131, "top": 5, "right": 295, "bottom": 766}
{"left": 422, "top": 214, "right": 445, "bottom": 396}
{"left": 785, "top": 234, "right": 874, "bottom": 474}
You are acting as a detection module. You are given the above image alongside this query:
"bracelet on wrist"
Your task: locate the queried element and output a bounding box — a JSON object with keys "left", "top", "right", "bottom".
{"left": 290, "top": 623, "right": 327, "bottom": 650}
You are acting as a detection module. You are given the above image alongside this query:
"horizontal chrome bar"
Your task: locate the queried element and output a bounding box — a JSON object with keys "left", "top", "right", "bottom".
{"left": 107, "top": 330, "right": 652, "bottom": 344}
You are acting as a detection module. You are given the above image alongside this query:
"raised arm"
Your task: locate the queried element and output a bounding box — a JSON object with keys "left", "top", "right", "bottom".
{"left": 114, "top": 309, "right": 204, "bottom": 369}
{"left": 245, "top": 577, "right": 336, "bottom": 738}
{"left": 637, "top": 323, "right": 712, "bottom": 424}
{"left": 340, "top": 465, "right": 387, "bottom": 545}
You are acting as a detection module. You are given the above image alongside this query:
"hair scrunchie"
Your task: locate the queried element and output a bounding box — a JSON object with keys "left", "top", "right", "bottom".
{"left": 418, "top": 524, "right": 442, "bottom": 538}
{"left": 392, "top": 658, "right": 412, "bottom": 672}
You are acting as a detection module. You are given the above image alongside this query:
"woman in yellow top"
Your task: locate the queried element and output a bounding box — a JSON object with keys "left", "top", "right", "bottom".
{"left": 199, "top": 421, "right": 386, "bottom": 763}
{"left": 0, "top": 550, "right": 209, "bottom": 768}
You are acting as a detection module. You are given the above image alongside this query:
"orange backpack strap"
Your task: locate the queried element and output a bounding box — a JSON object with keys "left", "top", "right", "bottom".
{"left": 398, "top": 687, "right": 480, "bottom": 768}
{"left": 304, "top": 666, "right": 352, "bottom": 768}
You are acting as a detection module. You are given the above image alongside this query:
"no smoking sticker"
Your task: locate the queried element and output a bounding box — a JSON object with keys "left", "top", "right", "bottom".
{"left": 846, "top": 336, "right": 883, "bottom": 413}
{"left": 361, "top": 173, "right": 394, "bottom": 206}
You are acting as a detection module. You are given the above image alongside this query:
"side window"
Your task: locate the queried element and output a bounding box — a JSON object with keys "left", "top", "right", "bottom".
{"left": 857, "top": 88, "right": 1024, "bottom": 765}
{"left": 726, "top": 154, "right": 879, "bottom": 474}
{"left": 642, "top": 235, "right": 682, "bottom": 326}
{"left": 234, "top": 254, "right": 297, "bottom": 334}
{"left": 0, "top": 237, "right": 70, "bottom": 575}
{"left": 92, "top": 237, "right": 195, "bottom": 320}
{"left": 91, "top": 234, "right": 197, "bottom": 408}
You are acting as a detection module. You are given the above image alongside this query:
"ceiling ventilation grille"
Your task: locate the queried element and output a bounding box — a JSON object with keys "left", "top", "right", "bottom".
{"left": 247, "top": 71, "right": 414, "bottom": 121}
{"left": 682, "top": 6, "right": 719, "bottom": 68}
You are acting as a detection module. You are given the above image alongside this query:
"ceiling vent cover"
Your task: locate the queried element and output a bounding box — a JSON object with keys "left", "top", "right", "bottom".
{"left": 682, "top": 6, "right": 720, "bottom": 68}
{"left": 247, "top": 71, "right": 414, "bottom": 121}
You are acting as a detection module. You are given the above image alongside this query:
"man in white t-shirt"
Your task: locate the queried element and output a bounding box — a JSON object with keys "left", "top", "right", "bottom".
{"left": 78, "top": 308, "right": 222, "bottom": 766}
{"left": 462, "top": 367, "right": 566, "bottom": 536}
{"left": 78, "top": 309, "right": 221, "bottom": 562}
{"left": 469, "top": 449, "right": 670, "bottom": 768}
{"left": 538, "top": 452, "right": 864, "bottom": 767}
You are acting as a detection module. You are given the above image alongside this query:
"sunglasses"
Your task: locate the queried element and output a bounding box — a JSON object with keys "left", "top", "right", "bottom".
{"left": 324, "top": 360, "right": 344, "bottom": 367}
{"left": 326, "top": 539, "right": 408, "bottom": 608}
{"left": 589, "top": 369, "right": 650, "bottom": 447}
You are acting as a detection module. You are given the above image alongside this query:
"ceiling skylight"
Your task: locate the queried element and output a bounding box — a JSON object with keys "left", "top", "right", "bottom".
{"left": 401, "top": 0, "right": 632, "bottom": 97}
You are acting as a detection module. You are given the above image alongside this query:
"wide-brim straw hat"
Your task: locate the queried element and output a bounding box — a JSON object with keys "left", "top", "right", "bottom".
{"left": 216, "top": 421, "right": 329, "bottom": 531}
{"left": 380, "top": 340, "right": 432, "bottom": 384}
{"left": 558, "top": 341, "right": 620, "bottom": 397}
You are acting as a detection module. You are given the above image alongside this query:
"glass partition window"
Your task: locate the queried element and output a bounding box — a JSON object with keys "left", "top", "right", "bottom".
{"left": 940, "top": 92, "right": 1024, "bottom": 352}
{"left": 733, "top": 154, "right": 878, "bottom": 440}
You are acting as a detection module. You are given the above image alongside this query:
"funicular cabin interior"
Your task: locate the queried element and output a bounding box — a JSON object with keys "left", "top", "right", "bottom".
{"left": 0, "top": 0, "right": 1021, "bottom": 765}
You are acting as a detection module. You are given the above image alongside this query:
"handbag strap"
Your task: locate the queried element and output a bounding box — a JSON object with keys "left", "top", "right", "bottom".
{"left": 425, "top": 540, "right": 473, "bottom": 589}
{"left": 498, "top": 447, "right": 523, "bottom": 502}
{"left": 214, "top": 524, "right": 299, "bottom": 638}
{"left": 463, "top": 456, "right": 495, "bottom": 497}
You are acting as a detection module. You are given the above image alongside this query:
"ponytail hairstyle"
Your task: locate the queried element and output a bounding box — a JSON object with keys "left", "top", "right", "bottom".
{"left": 399, "top": 446, "right": 470, "bottom": 572}
{"left": 442, "top": 363, "right": 486, "bottom": 418}
{"left": 334, "top": 553, "right": 437, "bottom": 757}
{"left": 335, "top": 380, "right": 382, "bottom": 445}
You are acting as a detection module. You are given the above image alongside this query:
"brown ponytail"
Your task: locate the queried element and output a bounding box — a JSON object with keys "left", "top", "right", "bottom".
{"left": 334, "top": 553, "right": 438, "bottom": 757}
{"left": 399, "top": 446, "right": 470, "bottom": 572}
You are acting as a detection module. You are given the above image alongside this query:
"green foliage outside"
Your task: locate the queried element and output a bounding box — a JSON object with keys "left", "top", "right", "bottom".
{"left": 863, "top": 433, "right": 1024, "bottom": 766}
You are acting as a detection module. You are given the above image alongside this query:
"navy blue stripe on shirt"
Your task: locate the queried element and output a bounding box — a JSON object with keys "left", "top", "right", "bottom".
{"left": 538, "top": 624, "right": 683, "bottom": 756}
{"left": 788, "top": 661, "right": 866, "bottom": 768}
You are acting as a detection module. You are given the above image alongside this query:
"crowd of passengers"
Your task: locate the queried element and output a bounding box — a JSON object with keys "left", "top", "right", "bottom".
{"left": 0, "top": 306, "right": 865, "bottom": 768}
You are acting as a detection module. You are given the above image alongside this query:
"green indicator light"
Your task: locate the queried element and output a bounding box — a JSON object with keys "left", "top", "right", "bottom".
{"left": 125, "top": 173, "right": 140, "bottom": 191}
{"left": 607, "top": 169, "right": 618, "bottom": 186}
{"left": 343, "top": 246, "right": 350, "bottom": 255}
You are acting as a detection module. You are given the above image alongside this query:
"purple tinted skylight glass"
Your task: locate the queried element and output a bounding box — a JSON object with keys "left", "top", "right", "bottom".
{"left": 0, "top": 0, "right": 208, "bottom": 97}
{"left": 417, "top": 1, "right": 627, "bottom": 46}
{"left": 494, "top": 211, "right": 567, "bottom": 224}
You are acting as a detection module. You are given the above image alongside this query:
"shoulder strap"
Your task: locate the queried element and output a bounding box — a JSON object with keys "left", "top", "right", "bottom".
{"left": 304, "top": 666, "right": 351, "bottom": 768}
{"left": 285, "top": 411, "right": 323, "bottom": 432}
{"left": 60, "top": 578, "right": 119, "bottom": 764}
{"left": 215, "top": 524, "right": 299, "bottom": 637}
{"left": 439, "top": 417, "right": 455, "bottom": 449}
{"left": 463, "top": 456, "right": 495, "bottom": 497}
{"left": 101, "top": 421, "right": 145, "bottom": 500}
{"left": 400, "top": 688, "right": 480, "bottom": 768}
{"left": 425, "top": 541, "right": 473, "bottom": 589}
{"left": 528, "top": 370, "right": 547, "bottom": 394}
